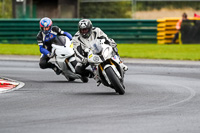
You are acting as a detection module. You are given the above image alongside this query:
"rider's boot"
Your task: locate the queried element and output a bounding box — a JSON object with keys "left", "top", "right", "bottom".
{"left": 112, "top": 47, "right": 128, "bottom": 71}
{"left": 94, "top": 73, "right": 101, "bottom": 86}
{"left": 53, "top": 66, "right": 62, "bottom": 75}
{"left": 78, "top": 69, "right": 93, "bottom": 82}
{"left": 85, "top": 69, "right": 95, "bottom": 78}
{"left": 79, "top": 70, "right": 92, "bottom": 82}
{"left": 92, "top": 66, "right": 101, "bottom": 86}
{"left": 120, "top": 61, "right": 128, "bottom": 71}
{"left": 94, "top": 75, "right": 101, "bottom": 86}
{"left": 96, "top": 80, "right": 101, "bottom": 86}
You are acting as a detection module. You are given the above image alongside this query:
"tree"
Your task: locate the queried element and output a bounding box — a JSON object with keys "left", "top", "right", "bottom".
{"left": 80, "top": 1, "right": 132, "bottom": 18}
{"left": 0, "top": 0, "right": 12, "bottom": 18}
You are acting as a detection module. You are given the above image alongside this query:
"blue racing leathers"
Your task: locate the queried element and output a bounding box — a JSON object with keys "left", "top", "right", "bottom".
{"left": 37, "top": 26, "right": 72, "bottom": 56}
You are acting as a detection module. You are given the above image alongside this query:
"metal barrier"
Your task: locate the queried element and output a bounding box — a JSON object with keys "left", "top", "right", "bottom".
{"left": 157, "top": 17, "right": 200, "bottom": 44}
{"left": 157, "top": 18, "right": 179, "bottom": 44}
{"left": 0, "top": 19, "right": 157, "bottom": 44}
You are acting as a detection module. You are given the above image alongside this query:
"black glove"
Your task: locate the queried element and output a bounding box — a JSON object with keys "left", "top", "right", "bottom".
{"left": 82, "top": 58, "right": 88, "bottom": 64}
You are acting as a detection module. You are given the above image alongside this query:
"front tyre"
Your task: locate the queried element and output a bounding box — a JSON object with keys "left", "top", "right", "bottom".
{"left": 105, "top": 67, "right": 125, "bottom": 95}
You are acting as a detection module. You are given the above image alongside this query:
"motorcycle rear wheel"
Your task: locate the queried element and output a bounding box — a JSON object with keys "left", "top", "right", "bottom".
{"left": 68, "top": 78, "right": 75, "bottom": 81}
{"left": 105, "top": 66, "right": 125, "bottom": 95}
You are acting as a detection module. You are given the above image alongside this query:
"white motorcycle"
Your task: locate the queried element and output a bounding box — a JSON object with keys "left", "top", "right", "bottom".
{"left": 87, "top": 39, "right": 125, "bottom": 95}
{"left": 51, "top": 36, "right": 88, "bottom": 82}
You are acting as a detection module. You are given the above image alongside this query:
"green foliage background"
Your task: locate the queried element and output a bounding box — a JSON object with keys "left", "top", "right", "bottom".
{"left": 137, "top": 1, "right": 200, "bottom": 11}
{"left": 80, "top": 2, "right": 132, "bottom": 18}
{"left": 0, "top": 0, "right": 12, "bottom": 18}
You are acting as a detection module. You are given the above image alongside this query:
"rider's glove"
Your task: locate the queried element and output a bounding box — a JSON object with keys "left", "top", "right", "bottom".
{"left": 109, "top": 38, "right": 117, "bottom": 48}
{"left": 84, "top": 48, "right": 90, "bottom": 53}
{"left": 47, "top": 53, "right": 54, "bottom": 58}
{"left": 110, "top": 42, "right": 117, "bottom": 48}
{"left": 82, "top": 58, "right": 88, "bottom": 64}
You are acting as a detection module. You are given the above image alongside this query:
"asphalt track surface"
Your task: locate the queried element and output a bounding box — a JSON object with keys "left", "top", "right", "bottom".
{"left": 0, "top": 56, "right": 200, "bottom": 133}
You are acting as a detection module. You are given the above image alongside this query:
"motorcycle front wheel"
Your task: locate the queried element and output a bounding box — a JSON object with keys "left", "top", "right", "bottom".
{"left": 105, "top": 66, "right": 125, "bottom": 95}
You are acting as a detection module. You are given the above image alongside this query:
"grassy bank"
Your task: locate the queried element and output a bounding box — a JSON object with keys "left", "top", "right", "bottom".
{"left": 1, "top": 44, "right": 200, "bottom": 61}
{"left": 117, "top": 44, "right": 200, "bottom": 61}
{"left": 0, "top": 44, "right": 39, "bottom": 55}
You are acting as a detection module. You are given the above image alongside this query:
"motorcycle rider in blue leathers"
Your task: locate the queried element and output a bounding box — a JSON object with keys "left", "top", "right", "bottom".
{"left": 37, "top": 17, "right": 72, "bottom": 75}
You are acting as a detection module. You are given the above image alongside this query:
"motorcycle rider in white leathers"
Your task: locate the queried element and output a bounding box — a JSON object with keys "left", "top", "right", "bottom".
{"left": 72, "top": 19, "right": 128, "bottom": 84}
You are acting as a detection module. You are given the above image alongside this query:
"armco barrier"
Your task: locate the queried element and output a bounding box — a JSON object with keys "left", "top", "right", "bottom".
{"left": 157, "top": 18, "right": 179, "bottom": 44}
{"left": 157, "top": 17, "right": 200, "bottom": 44}
{"left": 0, "top": 19, "right": 157, "bottom": 44}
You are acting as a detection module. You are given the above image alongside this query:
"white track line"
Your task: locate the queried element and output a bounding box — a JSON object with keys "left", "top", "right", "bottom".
{"left": 140, "top": 83, "right": 196, "bottom": 112}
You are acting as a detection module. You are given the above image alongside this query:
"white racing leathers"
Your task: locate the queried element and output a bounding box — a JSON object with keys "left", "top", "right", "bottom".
{"left": 72, "top": 27, "right": 117, "bottom": 64}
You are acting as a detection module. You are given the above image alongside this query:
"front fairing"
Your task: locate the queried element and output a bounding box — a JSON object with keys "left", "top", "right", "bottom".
{"left": 51, "top": 36, "right": 74, "bottom": 62}
{"left": 88, "top": 44, "right": 113, "bottom": 65}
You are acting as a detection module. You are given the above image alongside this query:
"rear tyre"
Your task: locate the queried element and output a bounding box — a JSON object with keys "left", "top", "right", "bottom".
{"left": 68, "top": 78, "right": 75, "bottom": 81}
{"left": 105, "top": 67, "right": 125, "bottom": 95}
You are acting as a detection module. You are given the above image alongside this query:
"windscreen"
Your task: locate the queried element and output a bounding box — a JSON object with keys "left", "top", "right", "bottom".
{"left": 53, "top": 36, "right": 66, "bottom": 46}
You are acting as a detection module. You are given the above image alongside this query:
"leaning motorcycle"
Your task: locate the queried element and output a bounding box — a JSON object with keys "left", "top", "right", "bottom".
{"left": 87, "top": 39, "right": 125, "bottom": 95}
{"left": 51, "top": 36, "right": 88, "bottom": 82}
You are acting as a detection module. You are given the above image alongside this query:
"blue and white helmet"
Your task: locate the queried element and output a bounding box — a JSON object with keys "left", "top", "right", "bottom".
{"left": 39, "top": 17, "right": 52, "bottom": 35}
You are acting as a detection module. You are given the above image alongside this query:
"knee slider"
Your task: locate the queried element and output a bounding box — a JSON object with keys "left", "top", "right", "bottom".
{"left": 39, "top": 62, "right": 46, "bottom": 69}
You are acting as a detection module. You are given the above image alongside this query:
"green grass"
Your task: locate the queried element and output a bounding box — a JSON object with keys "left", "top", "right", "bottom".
{"left": 118, "top": 44, "right": 200, "bottom": 61}
{"left": 1, "top": 44, "right": 200, "bottom": 61}
{"left": 0, "top": 44, "right": 40, "bottom": 55}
